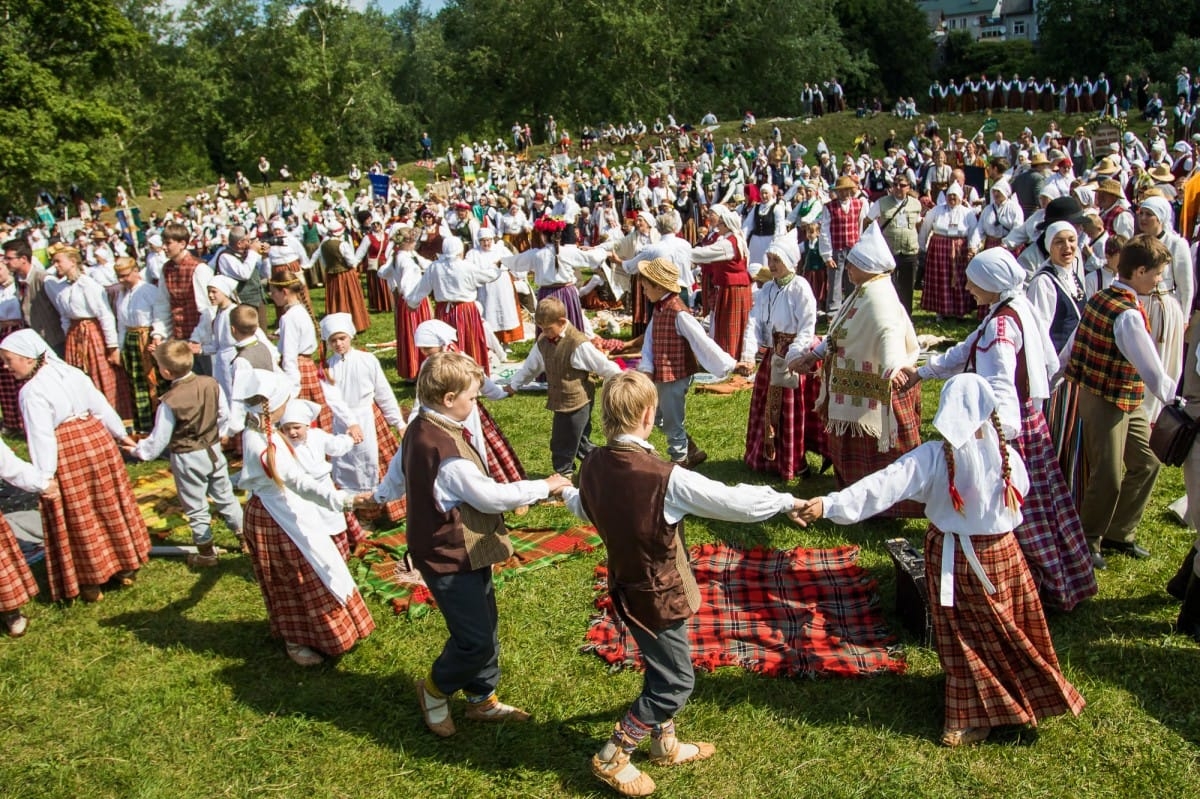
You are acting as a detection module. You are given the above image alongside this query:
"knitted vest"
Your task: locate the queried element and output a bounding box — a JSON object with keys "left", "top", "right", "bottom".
{"left": 1065, "top": 286, "right": 1144, "bottom": 411}
{"left": 320, "top": 238, "right": 351, "bottom": 276}
{"left": 651, "top": 295, "right": 698, "bottom": 383}
{"left": 578, "top": 443, "right": 700, "bottom": 634}
{"left": 828, "top": 198, "right": 864, "bottom": 250}
{"left": 234, "top": 339, "right": 275, "bottom": 370}
{"left": 163, "top": 254, "right": 202, "bottom": 339}
{"left": 160, "top": 374, "right": 220, "bottom": 454}
{"left": 708, "top": 234, "right": 750, "bottom": 287}
{"left": 401, "top": 414, "right": 511, "bottom": 574}
{"left": 538, "top": 324, "right": 592, "bottom": 413}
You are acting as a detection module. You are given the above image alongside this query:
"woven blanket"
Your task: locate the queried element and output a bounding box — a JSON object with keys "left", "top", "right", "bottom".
{"left": 582, "top": 543, "right": 906, "bottom": 678}
{"left": 355, "top": 524, "right": 603, "bottom": 617}
{"left": 692, "top": 374, "right": 753, "bottom": 395}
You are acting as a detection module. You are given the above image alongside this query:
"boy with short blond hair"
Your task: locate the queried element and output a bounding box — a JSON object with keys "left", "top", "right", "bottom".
{"left": 505, "top": 297, "right": 621, "bottom": 476}
{"left": 564, "top": 370, "right": 803, "bottom": 796}
{"left": 125, "top": 340, "right": 243, "bottom": 566}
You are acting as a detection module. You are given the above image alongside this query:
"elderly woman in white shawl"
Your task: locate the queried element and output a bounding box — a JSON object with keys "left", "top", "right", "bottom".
{"left": 1134, "top": 195, "right": 1190, "bottom": 420}
{"left": 976, "top": 179, "right": 1025, "bottom": 250}
{"left": 801, "top": 373, "right": 1085, "bottom": 748}
{"left": 896, "top": 249, "right": 1097, "bottom": 611}
{"left": 469, "top": 228, "right": 524, "bottom": 346}
{"left": 918, "top": 182, "right": 982, "bottom": 320}
{"left": 692, "top": 204, "right": 754, "bottom": 361}
{"left": 788, "top": 224, "right": 922, "bottom": 515}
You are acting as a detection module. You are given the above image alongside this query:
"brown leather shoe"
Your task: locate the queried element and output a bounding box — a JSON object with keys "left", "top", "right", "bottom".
{"left": 592, "top": 749, "right": 656, "bottom": 796}
{"left": 648, "top": 733, "right": 716, "bottom": 766}
{"left": 79, "top": 585, "right": 104, "bottom": 603}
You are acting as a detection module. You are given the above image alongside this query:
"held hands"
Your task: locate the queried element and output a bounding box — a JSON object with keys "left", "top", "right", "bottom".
{"left": 734, "top": 361, "right": 756, "bottom": 377}
{"left": 42, "top": 478, "right": 61, "bottom": 501}
{"left": 787, "top": 497, "right": 824, "bottom": 527}
{"left": 352, "top": 492, "right": 379, "bottom": 510}
{"left": 544, "top": 473, "right": 572, "bottom": 496}
{"left": 787, "top": 353, "right": 818, "bottom": 375}
{"left": 504, "top": 385, "right": 517, "bottom": 396}
{"left": 347, "top": 425, "right": 365, "bottom": 444}
{"left": 891, "top": 365, "right": 921, "bottom": 391}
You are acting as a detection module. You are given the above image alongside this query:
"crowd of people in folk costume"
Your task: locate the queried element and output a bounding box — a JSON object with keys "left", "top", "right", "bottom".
{"left": 5, "top": 102, "right": 1200, "bottom": 796}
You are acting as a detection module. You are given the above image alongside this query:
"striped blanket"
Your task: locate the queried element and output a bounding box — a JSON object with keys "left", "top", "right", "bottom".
{"left": 583, "top": 543, "right": 906, "bottom": 678}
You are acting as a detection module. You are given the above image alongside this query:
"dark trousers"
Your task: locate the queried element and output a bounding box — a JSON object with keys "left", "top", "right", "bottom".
{"left": 420, "top": 566, "right": 501, "bottom": 699}
{"left": 550, "top": 402, "right": 596, "bottom": 476}
{"left": 892, "top": 252, "right": 918, "bottom": 316}
{"left": 627, "top": 619, "right": 695, "bottom": 724}
{"left": 192, "top": 353, "right": 213, "bottom": 377}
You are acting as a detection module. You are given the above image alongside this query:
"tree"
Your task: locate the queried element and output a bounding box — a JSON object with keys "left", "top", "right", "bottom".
{"left": 834, "top": 0, "right": 933, "bottom": 102}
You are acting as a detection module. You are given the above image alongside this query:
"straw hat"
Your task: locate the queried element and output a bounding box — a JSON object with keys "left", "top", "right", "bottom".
{"left": 833, "top": 175, "right": 858, "bottom": 192}
{"left": 638, "top": 257, "right": 682, "bottom": 294}
{"left": 1029, "top": 152, "right": 1050, "bottom": 166}
{"left": 1147, "top": 164, "right": 1175, "bottom": 183}
{"left": 1092, "top": 156, "right": 1120, "bottom": 175}
{"left": 1096, "top": 179, "right": 1124, "bottom": 197}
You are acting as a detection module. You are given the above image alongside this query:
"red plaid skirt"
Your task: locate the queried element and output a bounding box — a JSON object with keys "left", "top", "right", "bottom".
{"left": 827, "top": 382, "right": 924, "bottom": 518}
{"left": 920, "top": 235, "right": 975, "bottom": 318}
{"left": 373, "top": 404, "right": 408, "bottom": 521}
{"left": 926, "top": 526, "right": 1085, "bottom": 730}
{"left": 40, "top": 416, "right": 149, "bottom": 601}
{"left": 436, "top": 300, "right": 490, "bottom": 376}
{"left": 395, "top": 292, "right": 432, "bottom": 380}
{"left": 296, "top": 357, "right": 333, "bottom": 433}
{"left": 479, "top": 403, "right": 526, "bottom": 482}
{"left": 366, "top": 271, "right": 393, "bottom": 314}
{"left": 743, "top": 351, "right": 826, "bottom": 481}
{"left": 342, "top": 511, "right": 366, "bottom": 553}
{"left": 710, "top": 284, "right": 751, "bottom": 361}
{"left": 699, "top": 265, "right": 716, "bottom": 317}
{"left": 804, "top": 269, "right": 828, "bottom": 311}
{"left": 243, "top": 496, "right": 375, "bottom": 655}
{"left": 66, "top": 318, "right": 134, "bottom": 421}
{"left": 325, "top": 270, "right": 370, "bottom": 333}
{"left": 0, "top": 319, "right": 26, "bottom": 432}
{"left": 0, "top": 515, "right": 37, "bottom": 612}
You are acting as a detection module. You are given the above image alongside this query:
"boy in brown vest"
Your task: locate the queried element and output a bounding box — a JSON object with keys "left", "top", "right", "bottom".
{"left": 636, "top": 258, "right": 736, "bottom": 467}
{"left": 123, "top": 340, "right": 243, "bottom": 566}
{"left": 505, "top": 298, "right": 622, "bottom": 476}
{"left": 397, "top": 352, "right": 571, "bottom": 736}
{"left": 1065, "top": 234, "right": 1179, "bottom": 570}
{"left": 564, "top": 371, "right": 804, "bottom": 796}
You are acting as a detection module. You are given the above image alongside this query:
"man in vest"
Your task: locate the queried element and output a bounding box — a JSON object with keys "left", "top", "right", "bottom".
{"left": 819, "top": 176, "right": 868, "bottom": 315}
{"left": 160, "top": 221, "right": 214, "bottom": 375}
{"left": 1096, "top": 179, "right": 1135, "bottom": 238}
{"left": 215, "top": 226, "right": 267, "bottom": 332}
{"left": 865, "top": 174, "right": 923, "bottom": 315}
{"left": 1065, "top": 234, "right": 1181, "bottom": 570}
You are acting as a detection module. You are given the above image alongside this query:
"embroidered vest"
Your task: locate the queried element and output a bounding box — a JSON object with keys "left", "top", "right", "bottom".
{"left": 828, "top": 198, "right": 864, "bottom": 250}
{"left": 1065, "top": 287, "right": 1144, "bottom": 411}
{"left": 651, "top": 295, "right": 699, "bottom": 383}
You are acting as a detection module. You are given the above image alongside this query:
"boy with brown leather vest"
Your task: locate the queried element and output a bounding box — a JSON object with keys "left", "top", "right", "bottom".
{"left": 505, "top": 298, "right": 622, "bottom": 477}
{"left": 399, "top": 352, "right": 571, "bottom": 737}
{"left": 564, "top": 371, "right": 803, "bottom": 797}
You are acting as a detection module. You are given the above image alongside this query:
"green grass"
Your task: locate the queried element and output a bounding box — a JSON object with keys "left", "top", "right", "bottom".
{"left": 8, "top": 110, "right": 1199, "bottom": 797}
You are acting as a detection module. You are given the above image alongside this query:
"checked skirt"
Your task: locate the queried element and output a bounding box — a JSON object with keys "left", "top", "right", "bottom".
{"left": 394, "top": 292, "right": 432, "bottom": 380}
{"left": 121, "top": 327, "right": 159, "bottom": 432}
{"left": 0, "top": 318, "right": 25, "bottom": 432}
{"left": 920, "top": 235, "right": 975, "bottom": 318}
{"left": 436, "top": 300, "right": 491, "bottom": 376}
{"left": 926, "top": 526, "right": 1085, "bottom": 731}
{"left": 297, "top": 357, "right": 334, "bottom": 433}
{"left": 243, "top": 496, "right": 375, "bottom": 655}
{"left": 0, "top": 514, "right": 37, "bottom": 612}
{"left": 372, "top": 404, "right": 408, "bottom": 521}
{"left": 40, "top": 416, "right": 149, "bottom": 601}
{"left": 66, "top": 318, "right": 134, "bottom": 421}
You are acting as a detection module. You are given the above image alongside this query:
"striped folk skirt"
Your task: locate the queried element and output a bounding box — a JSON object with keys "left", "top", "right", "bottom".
{"left": 0, "top": 318, "right": 26, "bottom": 432}
{"left": 1045, "top": 380, "right": 1086, "bottom": 507}
{"left": 920, "top": 235, "right": 975, "bottom": 318}
{"left": 325, "top": 270, "right": 370, "bottom": 333}
{"left": 41, "top": 416, "right": 150, "bottom": 601}
{"left": 121, "top": 326, "right": 159, "bottom": 433}
{"left": 243, "top": 496, "right": 375, "bottom": 656}
{"left": 710, "top": 284, "right": 752, "bottom": 361}
{"left": 743, "top": 344, "right": 826, "bottom": 481}
{"left": 435, "top": 300, "right": 491, "bottom": 376}
{"left": 0, "top": 514, "right": 37, "bottom": 612}
{"left": 479, "top": 402, "right": 526, "bottom": 483}
{"left": 296, "top": 357, "right": 334, "bottom": 433}
{"left": 827, "top": 382, "right": 924, "bottom": 518}
{"left": 395, "top": 292, "right": 432, "bottom": 380}
{"left": 372, "top": 404, "right": 408, "bottom": 522}
{"left": 66, "top": 318, "right": 134, "bottom": 421}
{"left": 926, "top": 526, "right": 1086, "bottom": 731}
{"left": 1012, "top": 399, "right": 1098, "bottom": 611}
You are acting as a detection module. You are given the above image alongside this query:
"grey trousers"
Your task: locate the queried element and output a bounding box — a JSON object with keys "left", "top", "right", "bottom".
{"left": 654, "top": 376, "right": 691, "bottom": 462}
{"left": 170, "top": 446, "right": 243, "bottom": 546}
{"left": 421, "top": 566, "right": 502, "bottom": 700}
{"left": 550, "top": 403, "right": 596, "bottom": 476}
{"left": 628, "top": 619, "right": 695, "bottom": 724}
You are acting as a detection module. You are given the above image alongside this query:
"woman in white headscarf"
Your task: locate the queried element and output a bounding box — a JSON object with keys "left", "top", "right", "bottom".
{"left": 407, "top": 234, "right": 501, "bottom": 375}
{"left": 897, "top": 249, "right": 1097, "bottom": 611}
{"left": 692, "top": 204, "right": 753, "bottom": 362}
{"left": 378, "top": 226, "right": 432, "bottom": 381}
{"left": 804, "top": 373, "right": 1085, "bottom": 747}
{"left": 977, "top": 180, "right": 1025, "bottom": 250}
{"left": 1134, "top": 195, "right": 1189, "bottom": 420}
{"left": 734, "top": 236, "right": 821, "bottom": 481}
{"left": 789, "top": 224, "right": 923, "bottom": 515}
{"left": 236, "top": 368, "right": 375, "bottom": 667}
{"left": 599, "top": 210, "right": 660, "bottom": 336}
{"left": 469, "top": 228, "right": 524, "bottom": 345}
{"left": 0, "top": 329, "right": 148, "bottom": 604}
{"left": 918, "top": 183, "right": 982, "bottom": 319}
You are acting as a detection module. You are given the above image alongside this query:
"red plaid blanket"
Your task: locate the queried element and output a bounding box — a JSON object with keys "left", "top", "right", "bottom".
{"left": 583, "top": 543, "right": 906, "bottom": 678}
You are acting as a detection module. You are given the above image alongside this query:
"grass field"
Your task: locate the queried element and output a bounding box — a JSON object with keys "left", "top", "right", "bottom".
{"left": 6, "top": 109, "right": 1199, "bottom": 798}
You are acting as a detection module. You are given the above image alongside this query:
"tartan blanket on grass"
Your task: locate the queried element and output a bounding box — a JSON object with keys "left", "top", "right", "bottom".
{"left": 582, "top": 543, "right": 906, "bottom": 678}
{"left": 354, "top": 524, "right": 603, "bottom": 617}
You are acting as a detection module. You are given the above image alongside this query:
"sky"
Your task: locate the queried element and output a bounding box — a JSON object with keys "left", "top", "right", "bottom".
{"left": 369, "top": 0, "right": 444, "bottom": 12}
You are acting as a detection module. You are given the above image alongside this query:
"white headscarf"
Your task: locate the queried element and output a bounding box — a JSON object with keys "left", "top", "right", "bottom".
{"left": 846, "top": 223, "right": 896, "bottom": 274}
{"left": 236, "top": 368, "right": 294, "bottom": 410}
{"left": 934, "top": 372, "right": 998, "bottom": 449}
{"left": 441, "top": 235, "right": 464, "bottom": 259}
{"left": 413, "top": 319, "right": 458, "bottom": 348}
{"left": 765, "top": 237, "right": 800, "bottom": 272}
{"left": 278, "top": 399, "right": 322, "bottom": 428}
{"left": 319, "top": 313, "right": 356, "bottom": 342}
{"left": 1041, "top": 220, "right": 1077, "bottom": 255}
{"left": 1139, "top": 195, "right": 1173, "bottom": 229}
{"left": 207, "top": 275, "right": 239, "bottom": 301}
{"left": 0, "top": 329, "right": 53, "bottom": 359}
{"left": 966, "top": 247, "right": 1025, "bottom": 301}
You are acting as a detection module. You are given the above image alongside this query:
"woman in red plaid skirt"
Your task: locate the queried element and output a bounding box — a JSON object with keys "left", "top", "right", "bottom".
{"left": 378, "top": 228, "right": 433, "bottom": 381}
{"left": 0, "top": 330, "right": 149, "bottom": 604}
{"left": 0, "top": 438, "right": 57, "bottom": 635}
{"left": 806, "top": 374, "right": 1085, "bottom": 747}
{"left": 0, "top": 254, "right": 26, "bottom": 435}
{"left": 413, "top": 320, "right": 525, "bottom": 483}
{"left": 235, "top": 369, "right": 376, "bottom": 667}
{"left": 918, "top": 184, "right": 981, "bottom": 320}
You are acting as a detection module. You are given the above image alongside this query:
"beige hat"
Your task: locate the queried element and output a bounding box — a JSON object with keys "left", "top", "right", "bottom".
{"left": 833, "top": 175, "right": 858, "bottom": 192}
{"left": 1093, "top": 156, "right": 1120, "bottom": 175}
{"left": 1096, "top": 178, "right": 1124, "bottom": 197}
{"left": 753, "top": 266, "right": 773, "bottom": 285}
{"left": 1147, "top": 164, "right": 1175, "bottom": 183}
{"left": 638, "top": 257, "right": 682, "bottom": 294}
{"left": 1029, "top": 152, "right": 1050, "bottom": 166}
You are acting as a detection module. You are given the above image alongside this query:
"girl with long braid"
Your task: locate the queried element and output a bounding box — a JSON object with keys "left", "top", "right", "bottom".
{"left": 799, "top": 374, "right": 1085, "bottom": 748}
{"left": 268, "top": 270, "right": 337, "bottom": 433}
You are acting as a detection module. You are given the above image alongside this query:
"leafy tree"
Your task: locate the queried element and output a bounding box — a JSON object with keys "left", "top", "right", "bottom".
{"left": 834, "top": 0, "right": 933, "bottom": 101}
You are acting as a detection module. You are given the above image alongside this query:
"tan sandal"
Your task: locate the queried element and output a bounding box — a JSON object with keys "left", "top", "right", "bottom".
{"left": 648, "top": 733, "right": 715, "bottom": 766}
{"left": 285, "top": 642, "right": 324, "bottom": 667}
{"left": 415, "top": 678, "right": 456, "bottom": 737}
{"left": 591, "top": 749, "right": 656, "bottom": 797}
{"left": 941, "top": 726, "right": 990, "bottom": 747}
{"left": 464, "top": 697, "right": 531, "bottom": 723}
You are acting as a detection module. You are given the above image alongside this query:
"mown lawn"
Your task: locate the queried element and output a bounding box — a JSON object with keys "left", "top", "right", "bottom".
{"left": 8, "top": 109, "right": 1197, "bottom": 798}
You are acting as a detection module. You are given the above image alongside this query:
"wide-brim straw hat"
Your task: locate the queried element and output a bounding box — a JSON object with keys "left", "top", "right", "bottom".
{"left": 639, "top": 257, "right": 682, "bottom": 294}
{"left": 1148, "top": 164, "right": 1175, "bottom": 183}
{"left": 833, "top": 175, "right": 858, "bottom": 192}
{"left": 1093, "top": 156, "right": 1120, "bottom": 175}
{"left": 1029, "top": 152, "right": 1050, "bottom": 166}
